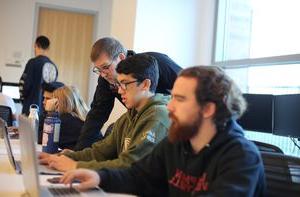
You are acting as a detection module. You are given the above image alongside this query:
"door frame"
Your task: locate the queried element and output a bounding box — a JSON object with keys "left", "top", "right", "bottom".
{"left": 32, "top": 3, "right": 99, "bottom": 102}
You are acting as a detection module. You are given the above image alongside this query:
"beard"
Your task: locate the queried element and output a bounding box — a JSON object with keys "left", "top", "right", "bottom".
{"left": 168, "top": 112, "right": 203, "bottom": 144}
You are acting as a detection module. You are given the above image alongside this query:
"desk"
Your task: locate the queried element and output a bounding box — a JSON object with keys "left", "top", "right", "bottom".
{"left": 0, "top": 139, "right": 24, "bottom": 197}
{"left": 0, "top": 139, "right": 135, "bottom": 197}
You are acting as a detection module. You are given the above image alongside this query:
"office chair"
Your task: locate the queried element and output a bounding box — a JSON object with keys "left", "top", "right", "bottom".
{"left": 252, "top": 140, "right": 284, "bottom": 154}
{"left": 261, "top": 151, "right": 300, "bottom": 197}
{"left": 0, "top": 105, "right": 13, "bottom": 127}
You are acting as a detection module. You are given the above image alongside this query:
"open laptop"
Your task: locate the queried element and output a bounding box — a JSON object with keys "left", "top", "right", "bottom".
{"left": 18, "top": 115, "right": 108, "bottom": 197}
{"left": 0, "top": 116, "right": 61, "bottom": 175}
{"left": 0, "top": 118, "right": 22, "bottom": 173}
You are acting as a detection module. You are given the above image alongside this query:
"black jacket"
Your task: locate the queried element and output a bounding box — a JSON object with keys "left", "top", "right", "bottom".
{"left": 58, "top": 113, "right": 84, "bottom": 150}
{"left": 98, "top": 120, "right": 265, "bottom": 197}
{"left": 20, "top": 55, "right": 57, "bottom": 115}
{"left": 74, "top": 51, "right": 182, "bottom": 150}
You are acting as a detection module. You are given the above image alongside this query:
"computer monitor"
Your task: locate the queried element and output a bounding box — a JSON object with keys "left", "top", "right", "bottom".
{"left": 238, "top": 94, "right": 274, "bottom": 133}
{"left": 1, "top": 82, "right": 20, "bottom": 102}
{"left": 273, "top": 94, "right": 300, "bottom": 138}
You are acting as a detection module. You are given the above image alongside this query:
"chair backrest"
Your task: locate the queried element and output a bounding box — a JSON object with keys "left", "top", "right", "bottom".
{"left": 253, "top": 140, "right": 284, "bottom": 154}
{"left": 261, "top": 151, "right": 300, "bottom": 197}
{"left": 0, "top": 105, "right": 13, "bottom": 126}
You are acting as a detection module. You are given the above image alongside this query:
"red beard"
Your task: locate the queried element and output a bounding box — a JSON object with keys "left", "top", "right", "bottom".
{"left": 168, "top": 112, "right": 203, "bottom": 143}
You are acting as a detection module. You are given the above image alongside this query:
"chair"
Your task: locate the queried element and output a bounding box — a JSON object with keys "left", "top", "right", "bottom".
{"left": 261, "top": 151, "right": 300, "bottom": 197}
{"left": 0, "top": 105, "right": 13, "bottom": 126}
{"left": 252, "top": 140, "right": 284, "bottom": 154}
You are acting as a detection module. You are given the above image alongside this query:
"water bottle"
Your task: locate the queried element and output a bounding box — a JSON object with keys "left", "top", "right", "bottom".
{"left": 28, "top": 104, "right": 39, "bottom": 142}
{"left": 42, "top": 111, "right": 61, "bottom": 153}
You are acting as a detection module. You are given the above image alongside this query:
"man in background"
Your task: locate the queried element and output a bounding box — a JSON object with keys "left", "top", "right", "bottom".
{"left": 74, "top": 37, "right": 181, "bottom": 150}
{"left": 19, "top": 35, "right": 58, "bottom": 115}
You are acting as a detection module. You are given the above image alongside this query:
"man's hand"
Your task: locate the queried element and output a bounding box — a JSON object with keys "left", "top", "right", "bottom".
{"left": 38, "top": 152, "right": 52, "bottom": 165}
{"left": 47, "top": 155, "right": 77, "bottom": 172}
{"left": 60, "top": 169, "right": 100, "bottom": 191}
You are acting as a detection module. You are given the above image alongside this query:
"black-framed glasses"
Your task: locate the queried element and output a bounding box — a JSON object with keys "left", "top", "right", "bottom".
{"left": 92, "top": 60, "right": 113, "bottom": 75}
{"left": 116, "top": 80, "right": 139, "bottom": 90}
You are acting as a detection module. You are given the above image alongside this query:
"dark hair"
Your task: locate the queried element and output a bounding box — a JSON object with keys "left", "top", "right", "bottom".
{"left": 35, "top": 35, "right": 50, "bottom": 50}
{"left": 42, "top": 81, "right": 64, "bottom": 92}
{"left": 179, "top": 66, "right": 247, "bottom": 129}
{"left": 90, "top": 37, "right": 127, "bottom": 62}
{"left": 116, "top": 54, "right": 159, "bottom": 93}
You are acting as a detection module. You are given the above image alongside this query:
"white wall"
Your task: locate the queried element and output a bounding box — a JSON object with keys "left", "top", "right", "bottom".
{"left": 0, "top": 0, "right": 216, "bottom": 130}
{"left": 133, "top": 0, "right": 216, "bottom": 67}
{"left": 0, "top": 0, "right": 114, "bottom": 104}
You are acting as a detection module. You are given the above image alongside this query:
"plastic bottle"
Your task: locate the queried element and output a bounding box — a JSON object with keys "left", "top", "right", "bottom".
{"left": 42, "top": 111, "right": 61, "bottom": 153}
{"left": 28, "top": 104, "right": 39, "bottom": 142}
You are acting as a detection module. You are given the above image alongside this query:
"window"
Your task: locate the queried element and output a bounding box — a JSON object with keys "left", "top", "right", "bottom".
{"left": 214, "top": 0, "right": 300, "bottom": 156}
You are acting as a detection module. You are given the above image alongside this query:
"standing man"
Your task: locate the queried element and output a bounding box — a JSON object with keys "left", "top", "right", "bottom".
{"left": 19, "top": 35, "right": 58, "bottom": 115}
{"left": 61, "top": 66, "right": 265, "bottom": 196}
{"left": 74, "top": 37, "right": 181, "bottom": 150}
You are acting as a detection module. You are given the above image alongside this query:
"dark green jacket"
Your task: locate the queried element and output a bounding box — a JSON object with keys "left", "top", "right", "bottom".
{"left": 64, "top": 94, "right": 170, "bottom": 170}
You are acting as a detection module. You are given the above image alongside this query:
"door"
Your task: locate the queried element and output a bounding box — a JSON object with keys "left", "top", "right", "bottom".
{"left": 37, "top": 7, "right": 94, "bottom": 102}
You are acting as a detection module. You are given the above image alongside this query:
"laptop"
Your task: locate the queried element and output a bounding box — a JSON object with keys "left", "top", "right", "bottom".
{"left": 18, "top": 115, "right": 109, "bottom": 197}
{"left": 0, "top": 118, "right": 22, "bottom": 173}
{"left": 0, "top": 117, "right": 61, "bottom": 175}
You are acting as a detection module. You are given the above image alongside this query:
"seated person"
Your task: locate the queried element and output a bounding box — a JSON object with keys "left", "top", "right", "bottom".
{"left": 60, "top": 66, "right": 265, "bottom": 196}
{"left": 39, "top": 54, "right": 170, "bottom": 172}
{"left": 47, "top": 85, "right": 89, "bottom": 150}
{"left": 38, "top": 82, "right": 64, "bottom": 144}
{"left": 0, "top": 92, "right": 17, "bottom": 126}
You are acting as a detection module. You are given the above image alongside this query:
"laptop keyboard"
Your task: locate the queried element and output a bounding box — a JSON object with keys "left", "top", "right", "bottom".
{"left": 48, "top": 187, "right": 80, "bottom": 196}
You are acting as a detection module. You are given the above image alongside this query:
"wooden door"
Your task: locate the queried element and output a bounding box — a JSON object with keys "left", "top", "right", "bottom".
{"left": 37, "top": 7, "right": 94, "bottom": 102}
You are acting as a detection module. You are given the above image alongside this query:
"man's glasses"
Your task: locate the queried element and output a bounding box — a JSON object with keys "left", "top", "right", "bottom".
{"left": 116, "top": 80, "right": 139, "bottom": 90}
{"left": 92, "top": 60, "right": 113, "bottom": 75}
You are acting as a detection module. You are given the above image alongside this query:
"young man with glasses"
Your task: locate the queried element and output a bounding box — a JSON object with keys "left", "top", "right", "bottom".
{"left": 74, "top": 37, "right": 182, "bottom": 150}
{"left": 59, "top": 66, "right": 265, "bottom": 196}
{"left": 39, "top": 54, "right": 170, "bottom": 172}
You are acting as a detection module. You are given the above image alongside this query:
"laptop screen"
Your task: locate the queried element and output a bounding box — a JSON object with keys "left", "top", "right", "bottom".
{"left": 0, "top": 119, "right": 18, "bottom": 170}
{"left": 2, "top": 83, "right": 20, "bottom": 99}
{"left": 1, "top": 82, "right": 20, "bottom": 102}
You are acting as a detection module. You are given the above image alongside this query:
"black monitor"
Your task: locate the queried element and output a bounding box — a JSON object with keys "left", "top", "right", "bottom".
{"left": 238, "top": 94, "right": 274, "bottom": 133}
{"left": 273, "top": 94, "right": 300, "bottom": 138}
{"left": 1, "top": 82, "right": 20, "bottom": 102}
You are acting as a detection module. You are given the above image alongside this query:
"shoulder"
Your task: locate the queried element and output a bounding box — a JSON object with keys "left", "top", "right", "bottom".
{"left": 218, "top": 133, "right": 262, "bottom": 166}
{"left": 144, "top": 103, "right": 169, "bottom": 119}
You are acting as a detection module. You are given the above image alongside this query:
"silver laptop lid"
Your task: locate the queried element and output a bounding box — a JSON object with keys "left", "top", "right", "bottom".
{"left": 19, "top": 115, "right": 41, "bottom": 197}
{"left": 0, "top": 118, "right": 19, "bottom": 172}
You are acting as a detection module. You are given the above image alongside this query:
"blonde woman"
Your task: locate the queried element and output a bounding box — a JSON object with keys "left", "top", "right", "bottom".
{"left": 48, "top": 85, "right": 89, "bottom": 150}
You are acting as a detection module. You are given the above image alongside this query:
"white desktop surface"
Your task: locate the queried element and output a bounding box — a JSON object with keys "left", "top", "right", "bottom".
{"left": 0, "top": 139, "right": 136, "bottom": 197}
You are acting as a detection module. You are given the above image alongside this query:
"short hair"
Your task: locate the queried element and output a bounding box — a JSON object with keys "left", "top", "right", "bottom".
{"left": 35, "top": 35, "right": 50, "bottom": 50}
{"left": 179, "top": 66, "right": 247, "bottom": 129}
{"left": 42, "top": 82, "right": 64, "bottom": 93}
{"left": 116, "top": 54, "right": 159, "bottom": 93}
{"left": 52, "top": 86, "right": 89, "bottom": 121}
{"left": 90, "top": 37, "right": 127, "bottom": 62}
